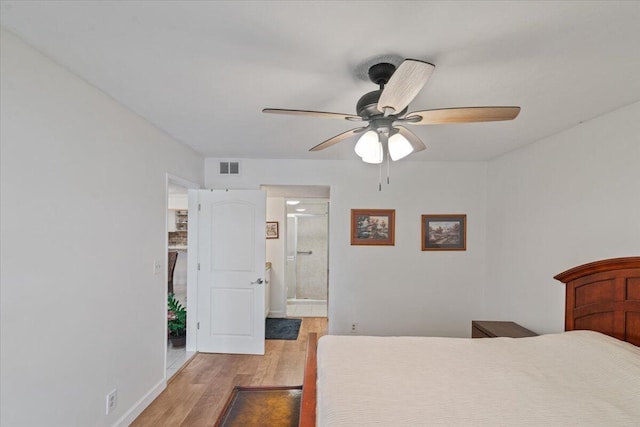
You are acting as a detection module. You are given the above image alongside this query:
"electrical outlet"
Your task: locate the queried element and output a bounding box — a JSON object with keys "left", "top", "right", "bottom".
{"left": 350, "top": 323, "right": 358, "bottom": 334}
{"left": 106, "top": 389, "right": 117, "bottom": 415}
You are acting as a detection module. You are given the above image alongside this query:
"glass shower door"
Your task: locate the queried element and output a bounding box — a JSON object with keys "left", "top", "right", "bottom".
{"left": 286, "top": 215, "right": 297, "bottom": 299}
{"left": 295, "top": 215, "right": 328, "bottom": 300}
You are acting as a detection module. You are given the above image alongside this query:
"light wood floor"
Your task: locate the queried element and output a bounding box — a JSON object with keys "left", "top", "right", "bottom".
{"left": 132, "top": 317, "right": 327, "bottom": 427}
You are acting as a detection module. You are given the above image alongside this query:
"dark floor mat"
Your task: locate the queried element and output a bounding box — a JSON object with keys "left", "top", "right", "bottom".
{"left": 265, "top": 318, "right": 302, "bottom": 340}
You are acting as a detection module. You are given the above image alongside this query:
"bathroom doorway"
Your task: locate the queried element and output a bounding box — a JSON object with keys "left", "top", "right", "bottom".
{"left": 262, "top": 185, "right": 329, "bottom": 319}
{"left": 285, "top": 198, "right": 328, "bottom": 317}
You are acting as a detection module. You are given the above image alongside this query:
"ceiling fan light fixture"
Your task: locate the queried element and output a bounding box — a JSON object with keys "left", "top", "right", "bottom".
{"left": 354, "top": 131, "right": 383, "bottom": 164}
{"left": 355, "top": 130, "right": 377, "bottom": 155}
{"left": 361, "top": 144, "right": 383, "bottom": 164}
{"left": 388, "top": 132, "right": 414, "bottom": 161}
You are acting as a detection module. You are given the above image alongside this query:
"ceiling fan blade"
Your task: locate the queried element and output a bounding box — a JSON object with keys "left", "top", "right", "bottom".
{"left": 377, "top": 59, "right": 435, "bottom": 116}
{"left": 403, "top": 107, "right": 521, "bottom": 125}
{"left": 395, "top": 126, "right": 426, "bottom": 152}
{"left": 263, "top": 108, "right": 362, "bottom": 121}
{"left": 309, "top": 127, "right": 367, "bottom": 152}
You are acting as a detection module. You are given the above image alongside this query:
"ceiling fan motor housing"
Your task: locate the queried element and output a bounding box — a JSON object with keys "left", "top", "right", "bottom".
{"left": 356, "top": 90, "right": 383, "bottom": 118}
{"left": 368, "top": 62, "right": 396, "bottom": 86}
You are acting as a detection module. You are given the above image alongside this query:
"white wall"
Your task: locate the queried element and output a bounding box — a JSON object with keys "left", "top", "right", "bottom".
{"left": 206, "top": 158, "right": 488, "bottom": 337}
{"left": 485, "top": 102, "right": 640, "bottom": 334}
{"left": 0, "top": 29, "right": 203, "bottom": 427}
{"left": 266, "top": 196, "right": 286, "bottom": 317}
{"left": 168, "top": 193, "right": 188, "bottom": 210}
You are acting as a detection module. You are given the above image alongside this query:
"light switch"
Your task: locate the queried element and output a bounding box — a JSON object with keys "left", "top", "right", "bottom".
{"left": 153, "top": 260, "right": 162, "bottom": 275}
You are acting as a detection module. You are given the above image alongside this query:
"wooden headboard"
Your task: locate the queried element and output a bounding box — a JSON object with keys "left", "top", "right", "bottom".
{"left": 554, "top": 257, "right": 640, "bottom": 346}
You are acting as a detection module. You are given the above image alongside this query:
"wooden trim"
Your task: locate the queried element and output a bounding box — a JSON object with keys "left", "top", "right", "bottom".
{"left": 299, "top": 333, "right": 318, "bottom": 427}
{"left": 554, "top": 257, "right": 640, "bottom": 282}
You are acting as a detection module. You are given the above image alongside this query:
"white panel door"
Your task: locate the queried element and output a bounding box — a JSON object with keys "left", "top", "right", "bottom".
{"left": 196, "top": 189, "right": 266, "bottom": 354}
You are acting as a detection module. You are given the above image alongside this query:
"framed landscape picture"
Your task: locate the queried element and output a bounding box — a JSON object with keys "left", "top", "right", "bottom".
{"left": 266, "top": 221, "right": 279, "bottom": 239}
{"left": 421, "top": 214, "right": 466, "bottom": 251}
{"left": 351, "top": 209, "right": 395, "bottom": 246}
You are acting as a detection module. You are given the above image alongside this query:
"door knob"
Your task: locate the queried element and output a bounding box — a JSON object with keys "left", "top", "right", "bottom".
{"left": 251, "top": 278, "right": 264, "bottom": 285}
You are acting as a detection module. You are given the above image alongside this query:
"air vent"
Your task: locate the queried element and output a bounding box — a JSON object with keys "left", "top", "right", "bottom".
{"left": 219, "top": 161, "right": 240, "bottom": 175}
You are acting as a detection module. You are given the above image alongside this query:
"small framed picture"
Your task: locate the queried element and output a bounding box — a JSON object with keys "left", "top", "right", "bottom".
{"left": 351, "top": 209, "right": 395, "bottom": 246}
{"left": 421, "top": 214, "right": 466, "bottom": 251}
{"left": 266, "top": 221, "right": 279, "bottom": 239}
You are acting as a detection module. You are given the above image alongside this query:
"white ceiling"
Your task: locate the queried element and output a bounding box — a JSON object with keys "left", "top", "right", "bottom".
{"left": 285, "top": 198, "right": 329, "bottom": 216}
{"left": 2, "top": 1, "right": 639, "bottom": 161}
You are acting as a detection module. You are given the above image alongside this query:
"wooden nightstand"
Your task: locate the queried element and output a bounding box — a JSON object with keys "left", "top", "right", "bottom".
{"left": 472, "top": 320, "right": 537, "bottom": 338}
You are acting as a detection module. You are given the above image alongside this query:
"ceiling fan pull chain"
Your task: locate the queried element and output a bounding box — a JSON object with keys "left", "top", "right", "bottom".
{"left": 387, "top": 149, "right": 391, "bottom": 184}
{"left": 379, "top": 162, "right": 382, "bottom": 191}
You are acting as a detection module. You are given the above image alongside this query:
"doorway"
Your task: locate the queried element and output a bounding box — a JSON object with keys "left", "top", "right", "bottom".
{"left": 285, "top": 199, "right": 329, "bottom": 317}
{"left": 262, "top": 185, "right": 330, "bottom": 320}
{"left": 166, "top": 175, "right": 198, "bottom": 379}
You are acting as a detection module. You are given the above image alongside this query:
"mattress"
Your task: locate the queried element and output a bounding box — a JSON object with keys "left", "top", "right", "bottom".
{"left": 317, "top": 331, "right": 640, "bottom": 426}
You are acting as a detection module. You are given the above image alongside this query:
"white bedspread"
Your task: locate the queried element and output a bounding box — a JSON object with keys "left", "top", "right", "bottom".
{"left": 317, "top": 331, "right": 640, "bottom": 426}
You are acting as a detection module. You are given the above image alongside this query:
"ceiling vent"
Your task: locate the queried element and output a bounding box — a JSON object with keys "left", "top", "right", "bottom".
{"left": 219, "top": 161, "right": 240, "bottom": 176}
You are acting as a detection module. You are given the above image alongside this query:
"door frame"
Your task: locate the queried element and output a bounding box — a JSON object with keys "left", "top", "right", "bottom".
{"left": 165, "top": 174, "right": 200, "bottom": 359}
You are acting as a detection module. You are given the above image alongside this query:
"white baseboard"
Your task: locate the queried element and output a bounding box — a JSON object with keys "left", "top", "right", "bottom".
{"left": 287, "top": 298, "right": 326, "bottom": 305}
{"left": 113, "top": 378, "right": 166, "bottom": 427}
{"left": 268, "top": 310, "right": 286, "bottom": 318}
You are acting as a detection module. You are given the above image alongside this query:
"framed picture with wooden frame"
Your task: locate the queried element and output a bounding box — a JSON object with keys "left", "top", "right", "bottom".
{"left": 421, "top": 214, "right": 466, "bottom": 251}
{"left": 266, "top": 221, "right": 279, "bottom": 239}
{"left": 351, "top": 209, "right": 395, "bottom": 246}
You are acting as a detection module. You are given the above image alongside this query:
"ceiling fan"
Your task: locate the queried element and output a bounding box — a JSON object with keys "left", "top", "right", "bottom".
{"left": 263, "top": 59, "right": 520, "bottom": 164}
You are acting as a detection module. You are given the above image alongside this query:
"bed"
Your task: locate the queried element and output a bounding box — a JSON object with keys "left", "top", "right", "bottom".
{"left": 299, "top": 257, "right": 640, "bottom": 426}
